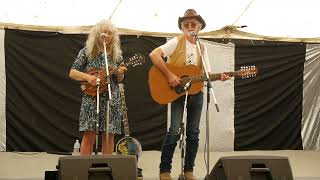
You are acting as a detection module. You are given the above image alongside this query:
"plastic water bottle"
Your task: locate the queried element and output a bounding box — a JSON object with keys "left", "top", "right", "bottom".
{"left": 72, "top": 139, "right": 80, "bottom": 156}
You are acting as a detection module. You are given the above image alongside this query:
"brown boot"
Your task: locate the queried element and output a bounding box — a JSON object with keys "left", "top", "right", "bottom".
{"left": 159, "top": 172, "right": 172, "bottom": 180}
{"left": 184, "top": 171, "right": 196, "bottom": 180}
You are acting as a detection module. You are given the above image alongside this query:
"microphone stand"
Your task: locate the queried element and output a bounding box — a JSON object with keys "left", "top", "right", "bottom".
{"left": 178, "top": 81, "right": 191, "bottom": 180}
{"left": 102, "top": 36, "right": 112, "bottom": 155}
{"left": 193, "top": 34, "right": 220, "bottom": 179}
{"left": 94, "top": 78, "right": 101, "bottom": 155}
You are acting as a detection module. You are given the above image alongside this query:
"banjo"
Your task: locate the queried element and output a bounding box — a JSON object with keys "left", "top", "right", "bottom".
{"left": 116, "top": 83, "right": 142, "bottom": 158}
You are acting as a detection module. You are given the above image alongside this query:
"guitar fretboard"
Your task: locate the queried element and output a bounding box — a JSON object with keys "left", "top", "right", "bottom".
{"left": 191, "top": 71, "right": 238, "bottom": 82}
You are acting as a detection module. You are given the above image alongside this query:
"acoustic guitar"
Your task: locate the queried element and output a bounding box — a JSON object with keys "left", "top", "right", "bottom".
{"left": 148, "top": 64, "right": 258, "bottom": 104}
{"left": 80, "top": 53, "right": 145, "bottom": 96}
{"left": 116, "top": 84, "right": 142, "bottom": 158}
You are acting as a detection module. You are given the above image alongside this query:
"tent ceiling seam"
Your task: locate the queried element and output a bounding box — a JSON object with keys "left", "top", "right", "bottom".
{"left": 232, "top": 0, "right": 256, "bottom": 26}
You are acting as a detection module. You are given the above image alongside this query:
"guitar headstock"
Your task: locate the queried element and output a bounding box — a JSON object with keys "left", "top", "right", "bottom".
{"left": 125, "top": 53, "right": 146, "bottom": 67}
{"left": 238, "top": 65, "right": 258, "bottom": 79}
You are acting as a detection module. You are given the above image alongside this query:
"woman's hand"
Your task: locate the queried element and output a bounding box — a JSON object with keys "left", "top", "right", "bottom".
{"left": 86, "top": 74, "right": 98, "bottom": 86}
{"left": 116, "top": 65, "right": 127, "bottom": 82}
{"left": 117, "top": 66, "right": 127, "bottom": 74}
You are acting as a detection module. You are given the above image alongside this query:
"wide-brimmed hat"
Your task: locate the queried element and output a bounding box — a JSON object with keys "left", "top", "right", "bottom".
{"left": 178, "top": 9, "right": 206, "bottom": 30}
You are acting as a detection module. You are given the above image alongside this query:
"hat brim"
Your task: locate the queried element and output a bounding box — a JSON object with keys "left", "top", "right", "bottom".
{"left": 178, "top": 15, "right": 206, "bottom": 30}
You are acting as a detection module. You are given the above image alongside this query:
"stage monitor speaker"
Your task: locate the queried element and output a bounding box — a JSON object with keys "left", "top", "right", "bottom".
{"left": 57, "top": 155, "right": 137, "bottom": 180}
{"left": 44, "top": 170, "right": 57, "bottom": 180}
{"left": 207, "top": 156, "right": 293, "bottom": 180}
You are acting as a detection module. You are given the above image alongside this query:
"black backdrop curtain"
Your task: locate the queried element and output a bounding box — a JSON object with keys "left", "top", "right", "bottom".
{"left": 5, "top": 29, "right": 167, "bottom": 152}
{"left": 5, "top": 30, "right": 306, "bottom": 152}
{"left": 233, "top": 41, "right": 304, "bottom": 150}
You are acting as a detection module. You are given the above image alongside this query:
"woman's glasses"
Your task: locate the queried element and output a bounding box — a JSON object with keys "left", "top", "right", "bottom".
{"left": 183, "top": 22, "right": 198, "bottom": 28}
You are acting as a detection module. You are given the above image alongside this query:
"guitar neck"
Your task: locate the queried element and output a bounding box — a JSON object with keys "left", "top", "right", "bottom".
{"left": 191, "top": 71, "right": 238, "bottom": 82}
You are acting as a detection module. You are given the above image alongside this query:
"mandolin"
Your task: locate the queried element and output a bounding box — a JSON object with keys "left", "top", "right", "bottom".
{"left": 80, "top": 53, "right": 145, "bottom": 96}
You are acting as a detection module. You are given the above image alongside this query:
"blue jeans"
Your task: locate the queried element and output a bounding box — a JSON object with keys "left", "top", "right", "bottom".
{"left": 160, "top": 92, "right": 203, "bottom": 173}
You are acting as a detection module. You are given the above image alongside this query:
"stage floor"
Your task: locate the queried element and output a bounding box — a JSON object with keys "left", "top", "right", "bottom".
{"left": 0, "top": 150, "right": 320, "bottom": 180}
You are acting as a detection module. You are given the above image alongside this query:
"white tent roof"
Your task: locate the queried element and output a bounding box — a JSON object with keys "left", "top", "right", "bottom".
{"left": 1, "top": 0, "right": 320, "bottom": 39}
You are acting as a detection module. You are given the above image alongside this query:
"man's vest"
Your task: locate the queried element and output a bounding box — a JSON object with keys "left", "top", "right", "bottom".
{"left": 167, "top": 36, "right": 203, "bottom": 69}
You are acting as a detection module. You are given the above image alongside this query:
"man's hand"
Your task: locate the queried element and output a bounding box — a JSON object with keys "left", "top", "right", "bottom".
{"left": 220, "top": 73, "right": 230, "bottom": 81}
{"left": 167, "top": 72, "right": 180, "bottom": 87}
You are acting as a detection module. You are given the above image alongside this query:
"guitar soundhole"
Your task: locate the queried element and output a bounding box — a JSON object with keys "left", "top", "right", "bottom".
{"left": 175, "top": 85, "right": 184, "bottom": 94}
{"left": 175, "top": 76, "right": 191, "bottom": 94}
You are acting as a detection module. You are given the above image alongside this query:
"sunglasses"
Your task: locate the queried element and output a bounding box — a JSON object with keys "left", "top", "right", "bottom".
{"left": 183, "top": 22, "right": 198, "bottom": 28}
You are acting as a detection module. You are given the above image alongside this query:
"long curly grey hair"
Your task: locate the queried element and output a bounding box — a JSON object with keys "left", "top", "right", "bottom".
{"left": 85, "top": 19, "right": 122, "bottom": 61}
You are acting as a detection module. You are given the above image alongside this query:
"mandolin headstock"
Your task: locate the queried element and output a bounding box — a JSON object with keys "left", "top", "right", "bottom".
{"left": 125, "top": 53, "right": 146, "bottom": 67}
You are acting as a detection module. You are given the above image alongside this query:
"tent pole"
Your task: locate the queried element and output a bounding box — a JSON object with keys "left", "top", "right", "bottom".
{"left": 108, "top": 0, "right": 123, "bottom": 21}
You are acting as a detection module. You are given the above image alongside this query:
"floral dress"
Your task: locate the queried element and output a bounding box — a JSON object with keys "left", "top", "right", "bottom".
{"left": 71, "top": 48, "right": 122, "bottom": 134}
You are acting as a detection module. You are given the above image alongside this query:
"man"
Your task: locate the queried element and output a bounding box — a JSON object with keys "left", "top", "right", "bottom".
{"left": 149, "top": 9, "right": 229, "bottom": 180}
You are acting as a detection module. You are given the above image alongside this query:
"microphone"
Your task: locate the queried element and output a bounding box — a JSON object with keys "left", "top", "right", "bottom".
{"left": 234, "top": 25, "right": 247, "bottom": 28}
{"left": 190, "top": 31, "right": 197, "bottom": 36}
{"left": 184, "top": 80, "right": 192, "bottom": 90}
{"left": 190, "top": 31, "right": 199, "bottom": 41}
{"left": 96, "top": 78, "right": 101, "bottom": 87}
{"left": 101, "top": 33, "right": 106, "bottom": 40}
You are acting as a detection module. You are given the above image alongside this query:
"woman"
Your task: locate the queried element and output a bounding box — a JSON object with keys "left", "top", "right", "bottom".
{"left": 69, "top": 19, "right": 126, "bottom": 155}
